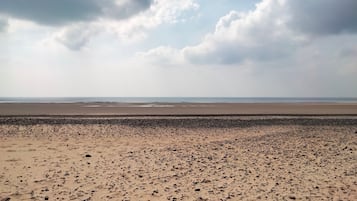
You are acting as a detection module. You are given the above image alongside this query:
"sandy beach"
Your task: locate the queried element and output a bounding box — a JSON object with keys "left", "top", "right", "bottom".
{"left": 0, "top": 104, "right": 357, "bottom": 200}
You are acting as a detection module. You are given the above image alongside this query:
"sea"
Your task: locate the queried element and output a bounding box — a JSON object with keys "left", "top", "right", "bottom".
{"left": 0, "top": 97, "right": 357, "bottom": 103}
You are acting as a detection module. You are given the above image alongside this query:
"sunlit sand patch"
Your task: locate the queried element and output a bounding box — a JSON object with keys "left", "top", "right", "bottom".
{"left": 82, "top": 105, "right": 102, "bottom": 108}
{"left": 137, "top": 104, "right": 175, "bottom": 108}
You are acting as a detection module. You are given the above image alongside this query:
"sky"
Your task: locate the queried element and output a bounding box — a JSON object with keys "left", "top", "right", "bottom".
{"left": 0, "top": 0, "right": 356, "bottom": 97}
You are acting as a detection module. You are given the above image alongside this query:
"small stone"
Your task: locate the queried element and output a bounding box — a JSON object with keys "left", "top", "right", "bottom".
{"left": 85, "top": 154, "right": 92, "bottom": 158}
{"left": 288, "top": 195, "right": 296, "bottom": 200}
{"left": 44, "top": 196, "right": 49, "bottom": 200}
{"left": 195, "top": 188, "right": 201, "bottom": 192}
{"left": 1, "top": 197, "right": 11, "bottom": 201}
{"left": 152, "top": 190, "right": 159, "bottom": 195}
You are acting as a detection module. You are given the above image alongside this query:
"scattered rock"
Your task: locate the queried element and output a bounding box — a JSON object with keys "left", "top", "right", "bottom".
{"left": 85, "top": 154, "right": 92, "bottom": 158}
{"left": 44, "top": 196, "right": 49, "bottom": 200}
{"left": 288, "top": 195, "right": 296, "bottom": 200}
{"left": 201, "top": 179, "right": 211, "bottom": 183}
{"left": 1, "top": 197, "right": 11, "bottom": 201}
{"left": 195, "top": 188, "right": 201, "bottom": 192}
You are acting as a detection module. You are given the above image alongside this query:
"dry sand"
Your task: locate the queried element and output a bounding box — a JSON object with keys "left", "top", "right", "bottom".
{"left": 0, "top": 116, "right": 356, "bottom": 201}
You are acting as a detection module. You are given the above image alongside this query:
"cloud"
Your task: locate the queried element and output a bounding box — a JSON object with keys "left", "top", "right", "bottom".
{"left": 178, "top": 0, "right": 357, "bottom": 65}
{"left": 0, "top": 0, "right": 152, "bottom": 26}
{"left": 107, "top": 0, "right": 199, "bottom": 41}
{"left": 182, "top": 0, "right": 297, "bottom": 64}
{"left": 52, "top": 0, "right": 198, "bottom": 50}
{"left": 55, "top": 24, "right": 98, "bottom": 51}
{"left": 287, "top": 0, "right": 357, "bottom": 35}
{"left": 137, "top": 46, "right": 184, "bottom": 66}
{"left": 106, "top": 0, "right": 152, "bottom": 20}
{"left": 0, "top": 18, "right": 8, "bottom": 32}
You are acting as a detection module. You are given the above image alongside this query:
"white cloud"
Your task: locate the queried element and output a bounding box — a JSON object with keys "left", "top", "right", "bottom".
{"left": 144, "top": 0, "right": 357, "bottom": 65}
{"left": 50, "top": 0, "right": 198, "bottom": 50}
{"left": 106, "top": 0, "right": 199, "bottom": 41}
{"left": 183, "top": 0, "right": 301, "bottom": 64}
{"left": 1, "top": 0, "right": 198, "bottom": 50}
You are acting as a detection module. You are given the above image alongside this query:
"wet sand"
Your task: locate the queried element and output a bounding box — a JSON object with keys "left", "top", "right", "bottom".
{"left": 0, "top": 116, "right": 356, "bottom": 201}
{"left": 1, "top": 102, "right": 357, "bottom": 115}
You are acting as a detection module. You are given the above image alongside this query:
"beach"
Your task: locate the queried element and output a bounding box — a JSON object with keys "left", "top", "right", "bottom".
{"left": 0, "top": 103, "right": 357, "bottom": 200}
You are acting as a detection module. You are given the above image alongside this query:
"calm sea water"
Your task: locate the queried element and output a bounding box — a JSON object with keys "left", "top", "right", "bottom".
{"left": 0, "top": 97, "right": 357, "bottom": 103}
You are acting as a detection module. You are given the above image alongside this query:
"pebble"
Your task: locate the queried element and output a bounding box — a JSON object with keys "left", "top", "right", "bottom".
{"left": 85, "top": 154, "right": 92, "bottom": 158}
{"left": 152, "top": 190, "right": 159, "bottom": 195}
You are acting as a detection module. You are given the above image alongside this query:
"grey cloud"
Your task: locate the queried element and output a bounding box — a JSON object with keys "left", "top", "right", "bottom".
{"left": 0, "top": 18, "right": 8, "bottom": 32}
{"left": 0, "top": 0, "right": 152, "bottom": 26}
{"left": 55, "top": 25, "right": 98, "bottom": 51}
{"left": 107, "top": 0, "right": 152, "bottom": 19}
{"left": 339, "top": 48, "right": 357, "bottom": 58}
{"left": 288, "top": 0, "right": 357, "bottom": 35}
